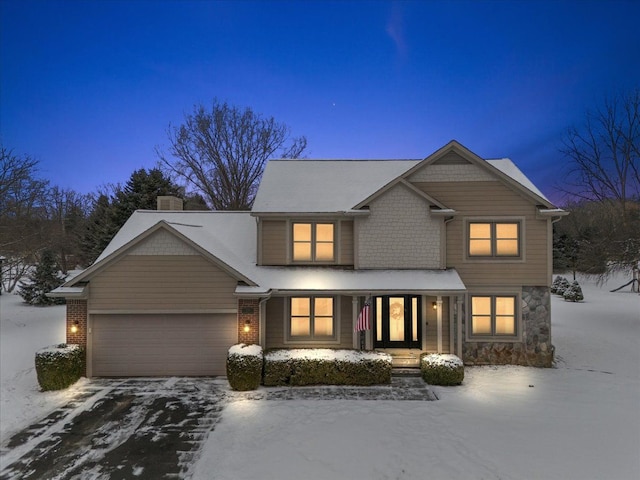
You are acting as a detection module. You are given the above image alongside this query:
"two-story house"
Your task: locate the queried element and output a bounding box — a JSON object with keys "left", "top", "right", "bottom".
{"left": 52, "top": 141, "right": 566, "bottom": 377}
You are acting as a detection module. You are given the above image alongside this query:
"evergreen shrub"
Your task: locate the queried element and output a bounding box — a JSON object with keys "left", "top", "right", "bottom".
{"left": 563, "top": 281, "right": 585, "bottom": 302}
{"left": 226, "top": 344, "right": 263, "bottom": 391}
{"left": 551, "top": 276, "right": 570, "bottom": 295}
{"left": 35, "top": 344, "right": 85, "bottom": 391}
{"left": 263, "top": 349, "right": 392, "bottom": 386}
{"left": 420, "top": 353, "right": 464, "bottom": 386}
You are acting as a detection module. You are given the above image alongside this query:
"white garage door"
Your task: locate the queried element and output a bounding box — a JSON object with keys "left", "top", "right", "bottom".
{"left": 91, "top": 314, "right": 237, "bottom": 376}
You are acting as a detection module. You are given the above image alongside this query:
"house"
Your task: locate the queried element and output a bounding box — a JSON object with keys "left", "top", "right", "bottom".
{"left": 51, "top": 141, "right": 567, "bottom": 377}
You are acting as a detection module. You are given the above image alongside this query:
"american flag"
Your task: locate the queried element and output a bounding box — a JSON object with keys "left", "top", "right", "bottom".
{"left": 355, "top": 301, "right": 371, "bottom": 332}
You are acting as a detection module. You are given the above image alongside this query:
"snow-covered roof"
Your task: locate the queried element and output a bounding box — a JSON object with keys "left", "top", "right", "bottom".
{"left": 237, "top": 267, "right": 466, "bottom": 295}
{"left": 252, "top": 159, "right": 420, "bottom": 213}
{"left": 487, "top": 158, "right": 551, "bottom": 204}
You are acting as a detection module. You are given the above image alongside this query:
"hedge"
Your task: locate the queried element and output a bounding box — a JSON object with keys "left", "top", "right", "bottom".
{"left": 263, "top": 349, "right": 392, "bottom": 386}
{"left": 227, "top": 344, "right": 263, "bottom": 391}
{"left": 420, "top": 353, "right": 464, "bottom": 386}
{"left": 35, "top": 344, "right": 85, "bottom": 391}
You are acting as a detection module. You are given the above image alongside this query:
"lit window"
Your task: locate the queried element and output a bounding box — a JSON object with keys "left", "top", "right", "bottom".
{"left": 470, "top": 296, "right": 516, "bottom": 336}
{"left": 469, "top": 222, "right": 520, "bottom": 257}
{"left": 290, "top": 297, "right": 334, "bottom": 339}
{"left": 292, "top": 222, "right": 334, "bottom": 262}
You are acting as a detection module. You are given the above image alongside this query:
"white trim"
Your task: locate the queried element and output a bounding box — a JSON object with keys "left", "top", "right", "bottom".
{"left": 352, "top": 296, "right": 359, "bottom": 349}
{"left": 456, "top": 296, "right": 463, "bottom": 356}
{"left": 436, "top": 296, "right": 443, "bottom": 353}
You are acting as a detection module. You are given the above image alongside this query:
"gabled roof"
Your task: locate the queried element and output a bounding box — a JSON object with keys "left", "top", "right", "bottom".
{"left": 252, "top": 141, "right": 557, "bottom": 215}
{"left": 252, "top": 159, "right": 420, "bottom": 214}
{"left": 63, "top": 211, "right": 258, "bottom": 287}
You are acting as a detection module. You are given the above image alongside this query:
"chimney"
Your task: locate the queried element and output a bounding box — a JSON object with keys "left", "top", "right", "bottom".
{"left": 157, "top": 196, "right": 184, "bottom": 211}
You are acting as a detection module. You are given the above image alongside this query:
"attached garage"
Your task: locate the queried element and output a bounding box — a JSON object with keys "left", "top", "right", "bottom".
{"left": 91, "top": 313, "right": 237, "bottom": 376}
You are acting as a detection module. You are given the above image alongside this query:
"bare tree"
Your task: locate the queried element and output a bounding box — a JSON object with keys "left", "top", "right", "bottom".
{"left": 157, "top": 100, "right": 307, "bottom": 210}
{"left": 561, "top": 89, "right": 640, "bottom": 217}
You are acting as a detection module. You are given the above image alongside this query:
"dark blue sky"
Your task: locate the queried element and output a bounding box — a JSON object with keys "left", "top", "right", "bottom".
{"left": 2, "top": 0, "right": 639, "bottom": 204}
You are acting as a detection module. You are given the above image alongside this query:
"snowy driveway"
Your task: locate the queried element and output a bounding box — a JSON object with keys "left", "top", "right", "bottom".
{"left": 0, "top": 378, "right": 225, "bottom": 480}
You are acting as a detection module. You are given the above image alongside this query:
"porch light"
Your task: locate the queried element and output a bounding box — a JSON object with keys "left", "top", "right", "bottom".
{"left": 70, "top": 321, "right": 79, "bottom": 334}
{"left": 243, "top": 320, "right": 251, "bottom": 333}
{"left": 432, "top": 302, "right": 438, "bottom": 310}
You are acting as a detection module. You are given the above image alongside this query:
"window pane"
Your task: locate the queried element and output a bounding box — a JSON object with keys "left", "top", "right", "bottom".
{"left": 389, "top": 297, "right": 405, "bottom": 341}
{"left": 291, "top": 298, "right": 310, "bottom": 316}
{"left": 293, "top": 242, "right": 312, "bottom": 261}
{"left": 316, "top": 224, "right": 334, "bottom": 242}
{"left": 496, "top": 239, "right": 519, "bottom": 256}
{"left": 472, "top": 296, "right": 492, "bottom": 315}
{"left": 495, "top": 316, "right": 515, "bottom": 335}
{"left": 293, "top": 223, "right": 311, "bottom": 241}
{"left": 472, "top": 315, "right": 492, "bottom": 334}
{"left": 412, "top": 297, "right": 418, "bottom": 342}
{"left": 315, "top": 242, "right": 334, "bottom": 261}
{"left": 495, "top": 297, "right": 515, "bottom": 315}
{"left": 469, "top": 239, "right": 492, "bottom": 256}
{"left": 314, "top": 316, "right": 333, "bottom": 336}
{"left": 469, "top": 223, "right": 491, "bottom": 238}
{"left": 496, "top": 223, "right": 518, "bottom": 239}
{"left": 291, "top": 317, "right": 310, "bottom": 336}
{"left": 376, "top": 297, "right": 383, "bottom": 342}
{"left": 314, "top": 297, "right": 333, "bottom": 316}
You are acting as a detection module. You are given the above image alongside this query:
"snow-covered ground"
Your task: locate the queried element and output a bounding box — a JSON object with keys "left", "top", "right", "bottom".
{"left": 1, "top": 275, "right": 639, "bottom": 479}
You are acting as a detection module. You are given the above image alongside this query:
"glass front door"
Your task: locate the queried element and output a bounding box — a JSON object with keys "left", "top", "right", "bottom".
{"left": 373, "top": 295, "right": 421, "bottom": 348}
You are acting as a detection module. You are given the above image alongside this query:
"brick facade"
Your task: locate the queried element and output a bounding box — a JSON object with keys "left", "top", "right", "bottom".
{"left": 66, "top": 300, "right": 88, "bottom": 347}
{"left": 237, "top": 298, "right": 260, "bottom": 345}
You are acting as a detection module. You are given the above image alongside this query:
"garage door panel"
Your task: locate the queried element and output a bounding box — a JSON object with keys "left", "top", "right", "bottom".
{"left": 92, "top": 314, "right": 237, "bottom": 377}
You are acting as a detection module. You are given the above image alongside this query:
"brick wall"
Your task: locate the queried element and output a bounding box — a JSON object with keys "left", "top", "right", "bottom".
{"left": 66, "top": 299, "right": 88, "bottom": 347}
{"left": 237, "top": 298, "right": 260, "bottom": 345}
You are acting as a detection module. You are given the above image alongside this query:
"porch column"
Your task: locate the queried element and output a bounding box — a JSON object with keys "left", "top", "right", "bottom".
{"left": 436, "top": 296, "right": 443, "bottom": 353}
{"left": 456, "top": 296, "right": 464, "bottom": 357}
{"left": 352, "top": 296, "right": 359, "bottom": 349}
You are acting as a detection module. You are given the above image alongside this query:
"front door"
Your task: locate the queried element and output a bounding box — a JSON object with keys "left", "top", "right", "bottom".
{"left": 373, "top": 295, "right": 421, "bottom": 348}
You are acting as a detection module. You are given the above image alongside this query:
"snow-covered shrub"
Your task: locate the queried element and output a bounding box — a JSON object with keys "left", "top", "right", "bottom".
{"left": 551, "top": 276, "right": 570, "bottom": 295}
{"left": 35, "top": 344, "right": 85, "bottom": 391}
{"left": 563, "top": 281, "right": 584, "bottom": 302}
{"left": 263, "top": 349, "right": 392, "bottom": 386}
{"left": 226, "top": 344, "right": 263, "bottom": 391}
{"left": 420, "top": 353, "right": 464, "bottom": 386}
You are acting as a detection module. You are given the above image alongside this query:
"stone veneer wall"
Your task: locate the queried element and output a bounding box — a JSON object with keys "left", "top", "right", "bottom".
{"left": 462, "top": 286, "right": 553, "bottom": 367}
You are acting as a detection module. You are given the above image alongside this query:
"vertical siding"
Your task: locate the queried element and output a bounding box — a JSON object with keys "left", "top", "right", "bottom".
{"left": 89, "top": 255, "right": 238, "bottom": 311}
{"left": 265, "top": 296, "right": 353, "bottom": 349}
{"left": 413, "top": 181, "right": 550, "bottom": 287}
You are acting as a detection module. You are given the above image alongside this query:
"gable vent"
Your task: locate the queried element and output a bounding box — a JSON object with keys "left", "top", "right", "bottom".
{"left": 157, "top": 196, "right": 183, "bottom": 211}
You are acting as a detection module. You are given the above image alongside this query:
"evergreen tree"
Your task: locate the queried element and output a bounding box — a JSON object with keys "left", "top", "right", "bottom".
{"left": 18, "top": 250, "right": 65, "bottom": 305}
{"left": 563, "top": 281, "right": 585, "bottom": 302}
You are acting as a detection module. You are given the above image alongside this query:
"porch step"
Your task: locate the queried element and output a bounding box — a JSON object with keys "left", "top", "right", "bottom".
{"left": 390, "top": 355, "right": 421, "bottom": 368}
{"left": 392, "top": 368, "right": 422, "bottom": 377}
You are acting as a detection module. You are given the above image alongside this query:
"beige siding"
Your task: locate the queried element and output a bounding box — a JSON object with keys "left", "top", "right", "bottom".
{"left": 260, "top": 220, "right": 287, "bottom": 265}
{"left": 413, "top": 181, "right": 550, "bottom": 286}
{"left": 265, "top": 296, "right": 353, "bottom": 349}
{"left": 259, "top": 218, "right": 354, "bottom": 266}
{"left": 89, "top": 255, "right": 238, "bottom": 311}
{"left": 424, "top": 297, "right": 450, "bottom": 353}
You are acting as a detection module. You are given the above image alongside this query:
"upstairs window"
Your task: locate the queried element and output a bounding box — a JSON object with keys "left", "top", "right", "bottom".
{"left": 468, "top": 222, "right": 520, "bottom": 257}
{"left": 292, "top": 222, "right": 334, "bottom": 262}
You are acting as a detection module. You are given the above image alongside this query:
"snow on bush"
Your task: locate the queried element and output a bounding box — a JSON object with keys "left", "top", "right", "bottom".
{"left": 563, "top": 280, "right": 585, "bottom": 302}
{"left": 226, "top": 344, "right": 263, "bottom": 391}
{"left": 551, "top": 276, "right": 570, "bottom": 295}
{"left": 264, "top": 349, "right": 392, "bottom": 386}
{"left": 35, "top": 343, "right": 85, "bottom": 391}
{"left": 421, "top": 353, "right": 464, "bottom": 386}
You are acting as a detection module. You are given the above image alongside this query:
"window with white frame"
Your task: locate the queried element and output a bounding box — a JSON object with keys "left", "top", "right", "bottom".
{"left": 468, "top": 221, "right": 520, "bottom": 257}
{"left": 470, "top": 295, "right": 517, "bottom": 337}
{"left": 289, "top": 297, "right": 335, "bottom": 339}
{"left": 292, "top": 222, "right": 335, "bottom": 262}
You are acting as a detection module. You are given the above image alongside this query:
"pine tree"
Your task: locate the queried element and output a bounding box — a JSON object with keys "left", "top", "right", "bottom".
{"left": 563, "top": 281, "right": 585, "bottom": 302}
{"left": 18, "top": 250, "right": 65, "bottom": 305}
{"left": 551, "top": 276, "right": 570, "bottom": 295}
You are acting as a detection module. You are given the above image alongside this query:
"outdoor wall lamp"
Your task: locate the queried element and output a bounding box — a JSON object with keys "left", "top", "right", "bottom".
{"left": 243, "top": 319, "right": 251, "bottom": 333}
{"left": 432, "top": 302, "right": 438, "bottom": 310}
{"left": 70, "top": 321, "right": 79, "bottom": 334}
